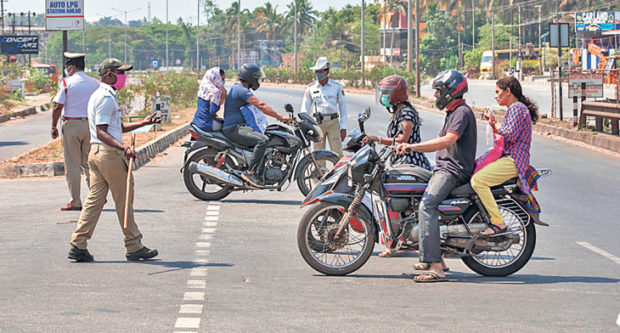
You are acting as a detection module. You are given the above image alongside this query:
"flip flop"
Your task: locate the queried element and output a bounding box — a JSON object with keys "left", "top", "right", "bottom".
{"left": 413, "top": 262, "right": 450, "bottom": 272}
{"left": 413, "top": 271, "right": 448, "bottom": 283}
{"left": 378, "top": 248, "right": 394, "bottom": 257}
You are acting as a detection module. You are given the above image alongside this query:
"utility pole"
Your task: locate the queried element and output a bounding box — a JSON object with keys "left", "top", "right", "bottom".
{"left": 293, "top": 0, "right": 297, "bottom": 79}
{"left": 537, "top": 5, "right": 543, "bottom": 74}
{"left": 361, "top": 0, "right": 365, "bottom": 85}
{"left": 471, "top": 0, "right": 475, "bottom": 49}
{"left": 457, "top": 11, "right": 461, "bottom": 68}
{"left": 492, "top": 14, "right": 495, "bottom": 79}
{"left": 197, "top": 0, "right": 200, "bottom": 71}
{"left": 415, "top": 0, "right": 420, "bottom": 97}
{"left": 112, "top": 7, "right": 140, "bottom": 63}
{"left": 407, "top": 0, "right": 412, "bottom": 73}
{"left": 518, "top": 5, "right": 522, "bottom": 80}
{"left": 166, "top": 0, "right": 169, "bottom": 68}
{"left": 237, "top": 0, "right": 241, "bottom": 69}
{"left": 28, "top": 11, "right": 32, "bottom": 67}
{"left": 1, "top": 0, "right": 4, "bottom": 33}
{"left": 509, "top": 5, "right": 513, "bottom": 67}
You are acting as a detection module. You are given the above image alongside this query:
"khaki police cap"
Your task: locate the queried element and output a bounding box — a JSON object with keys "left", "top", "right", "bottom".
{"left": 64, "top": 52, "right": 86, "bottom": 59}
{"left": 98, "top": 58, "right": 133, "bottom": 75}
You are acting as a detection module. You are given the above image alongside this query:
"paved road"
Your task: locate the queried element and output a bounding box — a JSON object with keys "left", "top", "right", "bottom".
{"left": 421, "top": 81, "right": 618, "bottom": 118}
{"left": 1, "top": 86, "right": 619, "bottom": 331}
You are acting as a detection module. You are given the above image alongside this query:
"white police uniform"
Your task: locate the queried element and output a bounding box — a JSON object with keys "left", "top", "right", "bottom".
{"left": 52, "top": 52, "right": 99, "bottom": 208}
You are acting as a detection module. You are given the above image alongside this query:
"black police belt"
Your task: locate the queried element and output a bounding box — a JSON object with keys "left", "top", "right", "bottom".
{"left": 314, "top": 113, "right": 339, "bottom": 121}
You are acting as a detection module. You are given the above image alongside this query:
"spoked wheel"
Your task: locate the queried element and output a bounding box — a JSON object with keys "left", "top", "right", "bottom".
{"left": 183, "top": 148, "right": 234, "bottom": 201}
{"left": 296, "top": 154, "right": 339, "bottom": 196}
{"left": 297, "top": 202, "right": 375, "bottom": 275}
{"left": 461, "top": 202, "right": 536, "bottom": 277}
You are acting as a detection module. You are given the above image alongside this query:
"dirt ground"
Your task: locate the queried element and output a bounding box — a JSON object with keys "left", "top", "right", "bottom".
{"left": 0, "top": 107, "right": 194, "bottom": 165}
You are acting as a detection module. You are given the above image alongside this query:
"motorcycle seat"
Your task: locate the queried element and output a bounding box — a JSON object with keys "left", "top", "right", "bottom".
{"left": 190, "top": 123, "right": 253, "bottom": 150}
{"left": 385, "top": 165, "right": 432, "bottom": 182}
{"left": 450, "top": 177, "right": 519, "bottom": 197}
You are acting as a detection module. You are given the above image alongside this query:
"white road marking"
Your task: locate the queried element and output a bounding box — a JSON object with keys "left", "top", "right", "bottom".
{"left": 207, "top": 206, "right": 221, "bottom": 211}
{"left": 193, "top": 258, "right": 209, "bottom": 263}
{"left": 204, "top": 216, "right": 219, "bottom": 221}
{"left": 190, "top": 267, "right": 208, "bottom": 277}
{"left": 202, "top": 228, "right": 216, "bottom": 234}
{"left": 175, "top": 317, "right": 201, "bottom": 329}
{"left": 199, "top": 234, "right": 213, "bottom": 240}
{"left": 577, "top": 242, "right": 620, "bottom": 265}
{"left": 195, "top": 250, "right": 210, "bottom": 256}
{"left": 196, "top": 242, "right": 211, "bottom": 248}
{"left": 179, "top": 304, "right": 204, "bottom": 314}
{"left": 208, "top": 201, "right": 221, "bottom": 205}
{"left": 616, "top": 312, "right": 620, "bottom": 326}
{"left": 205, "top": 211, "right": 219, "bottom": 216}
{"left": 187, "top": 280, "right": 206, "bottom": 289}
{"left": 183, "top": 292, "right": 205, "bottom": 301}
{"left": 203, "top": 222, "right": 218, "bottom": 227}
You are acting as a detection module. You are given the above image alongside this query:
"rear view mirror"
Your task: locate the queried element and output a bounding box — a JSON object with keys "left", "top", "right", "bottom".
{"left": 284, "top": 104, "right": 294, "bottom": 113}
{"left": 358, "top": 107, "right": 371, "bottom": 123}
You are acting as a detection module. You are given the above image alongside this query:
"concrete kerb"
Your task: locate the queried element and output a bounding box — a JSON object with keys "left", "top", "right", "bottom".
{"left": 0, "top": 122, "right": 190, "bottom": 178}
{"left": 0, "top": 102, "right": 52, "bottom": 124}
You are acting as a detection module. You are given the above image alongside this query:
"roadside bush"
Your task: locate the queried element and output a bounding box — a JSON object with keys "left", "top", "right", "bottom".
{"left": 26, "top": 69, "right": 52, "bottom": 93}
{"left": 141, "top": 70, "right": 198, "bottom": 111}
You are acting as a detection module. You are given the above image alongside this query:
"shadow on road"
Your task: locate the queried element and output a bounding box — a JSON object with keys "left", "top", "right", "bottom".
{"left": 222, "top": 199, "right": 302, "bottom": 206}
{"left": 0, "top": 140, "right": 28, "bottom": 147}
{"left": 101, "top": 209, "right": 165, "bottom": 213}
{"left": 93, "top": 260, "right": 234, "bottom": 275}
{"left": 448, "top": 272, "right": 620, "bottom": 284}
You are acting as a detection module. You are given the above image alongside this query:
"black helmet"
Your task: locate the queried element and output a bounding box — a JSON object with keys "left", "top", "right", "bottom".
{"left": 238, "top": 63, "right": 265, "bottom": 90}
{"left": 431, "top": 69, "right": 468, "bottom": 110}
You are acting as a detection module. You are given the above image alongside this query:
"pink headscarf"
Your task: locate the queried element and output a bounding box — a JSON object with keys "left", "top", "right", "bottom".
{"left": 198, "top": 67, "right": 225, "bottom": 104}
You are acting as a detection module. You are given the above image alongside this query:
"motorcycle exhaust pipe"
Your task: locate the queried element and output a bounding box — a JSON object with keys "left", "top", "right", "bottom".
{"left": 188, "top": 162, "right": 244, "bottom": 187}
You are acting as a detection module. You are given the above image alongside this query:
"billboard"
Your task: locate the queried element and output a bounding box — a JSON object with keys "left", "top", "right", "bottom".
{"left": 45, "top": 0, "right": 84, "bottom": 31}
{"left": 575, "top": 11, "right": 615, "bottom": 32}
{"left": 0, "top": 36, "right": 39, "bottom": 54}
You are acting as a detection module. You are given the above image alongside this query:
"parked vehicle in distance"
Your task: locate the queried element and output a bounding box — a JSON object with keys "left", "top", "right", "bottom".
{"left": 31, "top": 64, "right": 58, "bottom": 83}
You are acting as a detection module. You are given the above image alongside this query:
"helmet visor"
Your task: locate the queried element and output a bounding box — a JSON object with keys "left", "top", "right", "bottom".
{"left": 376, "top": 85, "right": 395, "bottom": 107}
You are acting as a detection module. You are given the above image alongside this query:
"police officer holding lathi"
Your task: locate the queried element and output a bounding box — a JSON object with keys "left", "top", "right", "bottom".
{"left": 301, "top": 57, "right": 347, "bottom": 161}
{"left": 51, "top": 52, "right": 100, "bottom": 211}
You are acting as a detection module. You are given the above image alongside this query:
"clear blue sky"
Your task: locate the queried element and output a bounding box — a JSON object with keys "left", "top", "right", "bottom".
{"left": 3, "top": 0, "right": 357, "bottom": 24}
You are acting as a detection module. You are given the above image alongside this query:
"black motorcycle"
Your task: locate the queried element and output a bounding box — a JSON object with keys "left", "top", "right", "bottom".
{"left": 297, "top": 110, "right": 551, "bottom": 277}
{"left": 181, "top": 104, "right": 339, "bottom": 200}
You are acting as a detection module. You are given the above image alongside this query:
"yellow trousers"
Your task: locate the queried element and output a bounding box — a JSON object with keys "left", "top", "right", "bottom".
{"left": 470, "top": 157, "right": 517, "bottom": 226}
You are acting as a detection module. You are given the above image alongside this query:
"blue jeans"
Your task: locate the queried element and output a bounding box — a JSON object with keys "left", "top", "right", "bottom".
{"left": 418, "top": 171, "right": 459, "bottom": 263}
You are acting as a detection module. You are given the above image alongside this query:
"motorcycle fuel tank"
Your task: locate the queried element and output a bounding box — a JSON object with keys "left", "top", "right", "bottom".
{"left": 383, "top": 166, "right": 431, "bottom": 197}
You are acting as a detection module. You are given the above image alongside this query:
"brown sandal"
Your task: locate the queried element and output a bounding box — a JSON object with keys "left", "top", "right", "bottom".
{"left": 413, "top": 271, "right": 448, "bottom": 283}
{"left": 414, "top": 262, "right": 450, "bottom": 271}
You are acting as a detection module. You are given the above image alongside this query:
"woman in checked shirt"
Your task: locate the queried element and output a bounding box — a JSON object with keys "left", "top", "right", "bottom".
{"left": 471, "top": 76, "right": 539, "bottom": 235}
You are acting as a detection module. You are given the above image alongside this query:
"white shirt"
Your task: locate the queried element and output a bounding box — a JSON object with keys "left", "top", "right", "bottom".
{"left": 301, "top": 78, "right": 348, "bottom": 130}
{"left": 87, "top": 83, "right": 123, "bottom": 145}
{"left": 53, "top": 71, "right": 100, "bottom": 118}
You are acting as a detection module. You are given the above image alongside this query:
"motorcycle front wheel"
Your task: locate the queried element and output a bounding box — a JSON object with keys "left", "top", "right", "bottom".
{"left": 461, "top": 203, "right": 536, "bottom": 277}
{"left": 296, "top": 153, "right": 339, "bottom": 196}
{"left": 183, "top": 148, "right": 234, "bottom": 201}
{"left": 297, "top": 202, "right": 375, "bottom": 275}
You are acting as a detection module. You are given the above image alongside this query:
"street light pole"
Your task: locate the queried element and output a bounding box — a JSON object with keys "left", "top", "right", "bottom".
{"left": 407, "top": 0, "right": 412, "bottom": 73}
{"left": 237, "top": 0, "right": 241, "bottom": 69}
{"left": 197, "top": 0, "right": 200, "bottom": 71}
{"left": 537, "top": 5, "right": 542, "bottom": 74}
{"left": 415, "top": 0, "right": 420, "bottom": 97}
{"left": 112, "top": 8, "right": 140, "bottom": 63}
{"left": 471, "top": 0, "right": 475, "bottom": 48}
{"left": 166, "top": 0, "right": 169, "bottom": 68}
{"left": 293, "top": 0, "right": 297, "bottom": 79}
{"left": 361, "top": 0, "right": 365, "bottom": 85}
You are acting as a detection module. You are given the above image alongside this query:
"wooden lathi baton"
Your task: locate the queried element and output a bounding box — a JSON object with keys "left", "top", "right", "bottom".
{"left": 123, "top": 133, "right": 136, "bottom": 229}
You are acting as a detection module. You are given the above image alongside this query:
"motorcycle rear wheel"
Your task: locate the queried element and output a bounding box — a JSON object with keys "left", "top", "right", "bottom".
{"left": 461, "top": 204, "right": 536, "bottom": 277}
{"left": 297, "top": 202, "right": 375, "bottom": 275}
{"left": 183, "top": 148, "right": 234, "bottom": 201}
{"left": 296, "top": 154, "right": 340, "bottom": 196}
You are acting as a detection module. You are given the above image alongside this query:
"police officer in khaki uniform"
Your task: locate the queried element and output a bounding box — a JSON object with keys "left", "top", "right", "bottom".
{"left": 51, "top": 52, "right": 100, "bottom": 211}
{"left": 68, "top": 58, "right": 161, "bottom": 262}
{"left": 301, "top": 57, "right": 348, "bottom": 160}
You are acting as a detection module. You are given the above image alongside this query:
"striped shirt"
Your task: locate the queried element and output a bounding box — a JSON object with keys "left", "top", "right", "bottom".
{"left": 498, "top": 101, "right": 533, "bottom": 198}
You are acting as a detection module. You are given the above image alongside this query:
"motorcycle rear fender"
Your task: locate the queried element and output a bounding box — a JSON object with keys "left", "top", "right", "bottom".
{"left": 311, "top": 193, "right": 377, "bottom": 235}
{"left": 294, "top": 149, "right": 340, "bottom": 181}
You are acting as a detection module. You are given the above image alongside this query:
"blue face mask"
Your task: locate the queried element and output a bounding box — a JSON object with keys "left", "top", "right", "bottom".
{"left": 380, "top": 94, "right": 392, "bottom": 108}
{"left": 315, "top": 72, "right": 326, "bottom": 81}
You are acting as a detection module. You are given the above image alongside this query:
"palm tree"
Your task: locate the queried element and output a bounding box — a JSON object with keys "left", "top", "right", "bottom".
{"left": 285, "top": 0, "right": 318, "bottom": 37}
{"left": 253, "top": 2, "right": 284, "bottom": 65}
{"left": 386, "top": 0, "right": 407, "bottom": 65}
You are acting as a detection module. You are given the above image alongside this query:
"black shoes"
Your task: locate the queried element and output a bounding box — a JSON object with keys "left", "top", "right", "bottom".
{"left": 68, "top": 245, "right": 94, "bottom": 262}
{"left": 241, "top": 171, "right": 264, "bottom": 188}
{"left": 126, "top": 246, "right": 159, "bottom": 261}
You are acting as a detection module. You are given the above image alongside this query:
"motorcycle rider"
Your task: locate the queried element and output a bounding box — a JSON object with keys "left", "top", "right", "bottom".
{"left": 222, "top": 63, "right": 291, "bottom": 188}
{"left": 396, "top": 69, "right": 476, "bottom": 283}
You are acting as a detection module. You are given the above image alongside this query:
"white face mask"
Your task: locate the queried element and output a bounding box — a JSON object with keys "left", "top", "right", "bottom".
{"left": 64, "top": 68, "right": 70, "bottom": 76}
